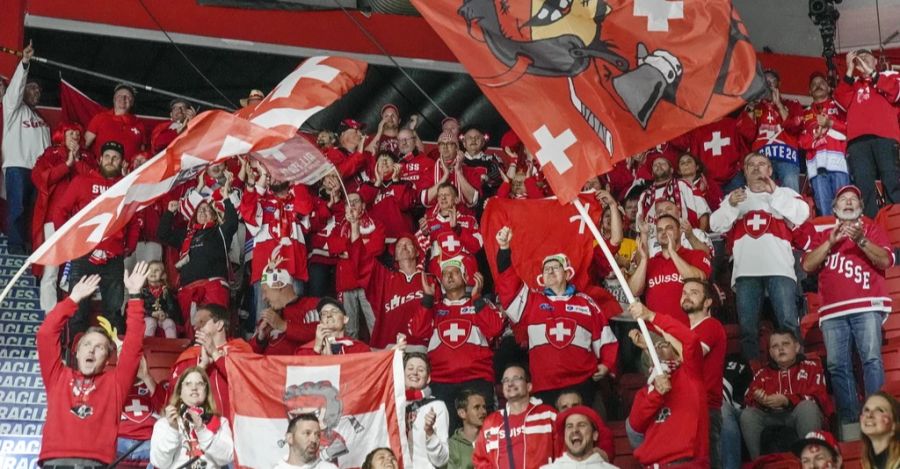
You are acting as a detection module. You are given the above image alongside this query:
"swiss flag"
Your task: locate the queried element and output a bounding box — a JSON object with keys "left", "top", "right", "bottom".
{"left": 225, "top": 351, "right": 410, "bottom": 469}
{"left": 413, "top": 0, "right": 765, "bottom": 203}
{"left": 28, "top": 56, "right": 367, "bottom": 267}
{"left": 481, "top": 194, "right": 602, "bottom": 291}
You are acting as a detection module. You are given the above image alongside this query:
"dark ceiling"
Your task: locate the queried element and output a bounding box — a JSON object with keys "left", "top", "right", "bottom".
{"left": 23, "top": 27, "right": 508, "bottom": 143}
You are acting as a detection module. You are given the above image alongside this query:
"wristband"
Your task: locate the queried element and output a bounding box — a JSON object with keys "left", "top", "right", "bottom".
{"left": 128, "top": 293, "right": 142, "bottom": 300}
{"left": 857, "top": 237, "right": 869, "bottom": 249}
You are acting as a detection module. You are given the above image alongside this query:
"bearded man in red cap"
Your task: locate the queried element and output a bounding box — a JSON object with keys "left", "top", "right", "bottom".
{"left": 802, "top": 184, "right": 893, "bottom": 439}
{"left": 540, "top": 406, "right": 616, "bottom": 468}
{"left": 495, "top": 226, "right": 618, "bottom": 408}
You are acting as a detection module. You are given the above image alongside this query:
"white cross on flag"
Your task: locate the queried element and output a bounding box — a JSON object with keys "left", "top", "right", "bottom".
{"left": 28, "top": 56, "right": 367, "bottom": 267}
{"left": 225, "top": 351, "right": 410, "bottom": 468}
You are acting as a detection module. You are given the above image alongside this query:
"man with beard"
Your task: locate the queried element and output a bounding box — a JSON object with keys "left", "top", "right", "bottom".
{"left": 636, "top": 152, "right": 710, "bottom": 230}
{"left": 799, "top": 73, "right": 850, "bottom": 216}
{"left": 53, "top": 141, "right": 140, "bottom": 334}
{"left": 540, "top": 406, "right": 618, "bottom": 468}
{"left": 316, "top": 130, "right": 336, "bottom": 151}
{"left": 275, "top": 414, "right": 338, "bottom": 469}
{"left": 802, "top": 185, "right": 893, "bottom": 439}
{"left": 710, "top": 152, "right": 810, "bottom": 360}
{"left": 324, "top": 119, "right": 369, "bottom": 183}
{"left": 366, "top": 104, "right": 402, "bottom": 157}
{"left": 683, "top": 279, "right": 727, "bottom": 468}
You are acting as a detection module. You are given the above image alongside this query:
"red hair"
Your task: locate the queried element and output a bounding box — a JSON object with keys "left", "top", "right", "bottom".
{"left": 51, "top": 122, "right": 84, "bottom": 146}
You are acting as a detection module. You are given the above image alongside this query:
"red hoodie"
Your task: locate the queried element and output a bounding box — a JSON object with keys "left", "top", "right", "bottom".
{"left": 37, "top": 298, "right": 144, "bottom": 464}
{"left": 51, "top": 168, "right": 140, "bottom": 259}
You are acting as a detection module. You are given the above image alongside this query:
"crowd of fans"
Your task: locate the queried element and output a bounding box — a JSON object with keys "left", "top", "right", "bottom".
{"left": 4, "top": 39, "right": 900, "bottom": 468}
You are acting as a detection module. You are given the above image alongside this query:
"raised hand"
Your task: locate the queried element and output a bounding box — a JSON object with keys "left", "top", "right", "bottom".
{"left": 728, "top": 188, "right": 747, "bottom": 207}
{"left": 423, "top": 408, "right": 437, "bottom": 437}
{"left": 421, "top": 273, "right": 436, "bottom": 297}
{"left": 123, "top": 262, "right": 150, "bottom": 295}
{"left": 69, "top": 275, "right": 101, "bottom": 303}
{"left": 22, "top": 40, "right": 34, "bottom": 63}
{"left": 496, "top": 226, "right": 512, "bottom": 249}
{"left": 472, "top": 272, "right": 484, "bottom": 299}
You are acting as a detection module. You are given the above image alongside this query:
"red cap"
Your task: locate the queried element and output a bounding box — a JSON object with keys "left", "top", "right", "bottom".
{"left": 555, "top": 406, "right": 604, "bottom": 447}
{"left": 339, "top": 118, "right": 366, "bottom": 132}
{"left": 835, "top": 184, "right": 861, "bottom": 200}
{"left": 646, "top": 149, "right": 673, "bottom": 167}
{"left": 500, "top": 130, "right": 522, "bottom": 150}
{"left": 381, "top": 103, "right": 399, "bottom": 116}
{"left": 791, "top": 431, "right": 840, "bottom": 459}
{"left": 437, "top": 131, "right": 457, "bottom": 144}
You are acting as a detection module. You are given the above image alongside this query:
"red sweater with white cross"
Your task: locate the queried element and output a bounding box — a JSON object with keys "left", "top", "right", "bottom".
{"left": 37, "top": 298, "right": 145, "bottom": 464}
{"left": 496, "top": 249, "right": 618, "bottom": 393}
{"left": 408, "top": 293, "right": 504, "bottom": 384}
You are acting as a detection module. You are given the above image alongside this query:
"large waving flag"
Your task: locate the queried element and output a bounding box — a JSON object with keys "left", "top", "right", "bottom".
{"left": 413, "top": 0, "right": 765, "bottom": 202}
{"left": 29, "top": 56, "right": 367, "bottom": 266}
{"left": 225, "top": 351, "right": 410, "bottom": 469}
{"left": 481, "top": 194, "right": 602, "bottom": 291}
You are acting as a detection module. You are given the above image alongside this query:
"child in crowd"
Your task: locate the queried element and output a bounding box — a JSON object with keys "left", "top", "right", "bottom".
{"left": 141, "top": 260, "right": 182, "bottom": 338}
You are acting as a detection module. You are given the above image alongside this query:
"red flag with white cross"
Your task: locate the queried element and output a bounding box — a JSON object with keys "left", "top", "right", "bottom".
{"left": 225, "top": 351, "right": 410, "bottom": 468}
{"left": 28, "top": 56, "right": 367, "bottom": 266}
{"left": 413, "top": 0, "right": 765, "bottom": 203}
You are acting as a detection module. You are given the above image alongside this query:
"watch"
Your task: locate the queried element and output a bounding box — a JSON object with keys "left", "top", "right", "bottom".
{"left": 857, "top": 237, "right": 869, "bottom": 249}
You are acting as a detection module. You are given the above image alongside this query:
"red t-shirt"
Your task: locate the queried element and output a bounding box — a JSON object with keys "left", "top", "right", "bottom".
{"left": 645, "top": 248, "right": 711, "bottom": 324}
{"left": 691, "top": 316, "right": 727, "bottom": 409}
{"left": 87, "top": 110, "right": 146, "bottom": 164}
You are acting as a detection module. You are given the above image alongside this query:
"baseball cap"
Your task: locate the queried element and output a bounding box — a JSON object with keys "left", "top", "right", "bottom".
{"left": 338, "top": 118, "right": 366, "bottom": 133}
{"left": 835, "top": 184, "right": 861, "bottom": 200}
{"left": 380, "top": 103, "right": 399, "bottom": 116}
{"left": 555, "top": 405, "right": 604, "bottom": 444}
{"left": 317, "top": 297, "right": 347, "bottom": 316}
{"left": 100, "top": 141, "right": 125, "bottom": 157}
{"left": 437, "top": 131, "right": 457, "bottom": 144}
{"left": 791, "top": 431, "right": 840, "bottom": 459}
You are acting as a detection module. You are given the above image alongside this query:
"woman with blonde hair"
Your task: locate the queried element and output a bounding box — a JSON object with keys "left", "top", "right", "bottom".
{"left": 861, "top": 391, "right": 900, "bottom": 469}
{"left": 150, "top": 366, "right": 233, "bottom": 469}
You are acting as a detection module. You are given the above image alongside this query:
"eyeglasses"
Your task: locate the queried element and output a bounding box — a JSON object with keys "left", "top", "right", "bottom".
{"left": 501, "top": 376, "right": 526, "bottom": 384}
{"left": 543, "top": 265, "right": 564, "bottom": 274}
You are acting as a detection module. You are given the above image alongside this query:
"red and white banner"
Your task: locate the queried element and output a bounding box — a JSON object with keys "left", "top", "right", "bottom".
{"left": 29, "top": 56, "right": 367, "bottom": 266}
{"left": 413, "top": 0, "right": 765, "bottom": 203}
{"left": 251, "top": 135, "right": 335, "bottom": 185}
{"left": 225, "top": 351, "right": 410, "bottom": 469}
{"left": 481, "top": 194, "right": 602, "bottom": 290}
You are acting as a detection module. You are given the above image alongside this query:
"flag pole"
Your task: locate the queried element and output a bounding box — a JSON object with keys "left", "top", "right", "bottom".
{"left": 573, "top": 198, "right": 663, "bottom": 373}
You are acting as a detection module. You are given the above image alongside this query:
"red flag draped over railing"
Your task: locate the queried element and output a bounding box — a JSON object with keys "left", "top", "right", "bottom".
{"left": 413, "top": 0, "right": 765, "bottom": 202}
{"left": 225, "top": 351, "right": 410, "bottom": 468}
{"left": 28, "top": 56, "right": 367, "bottom": 267}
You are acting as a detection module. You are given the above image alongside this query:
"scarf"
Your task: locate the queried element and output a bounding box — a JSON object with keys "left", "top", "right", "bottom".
{"left": 184, "top": 414, "right": 222, "bottom": 462}
{"left": 640, "top": 178, "right": 684, "bottom": 222}
{"left": 179, "top": 220, "right": 216, "bottom": 260}
{"left": 405, "top": 387, "right": 436, "bottom": 434}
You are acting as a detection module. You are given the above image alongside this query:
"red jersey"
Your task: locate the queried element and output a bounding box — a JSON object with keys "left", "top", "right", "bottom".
{"left": 629, "top": 313, "right": 708, "bottom": 466}
{"left": 51, "top": 169, "right": 140, "bottom": 259}
{"left": 798, "top": 98, "right": 848, "bottom": 163}
{"left": 691, "top": 315, "right": 727, "bottom": 409}
{"left": 36, "top": 298, "right": 145, "bottom": 464}
{"left": 748, "top": 98, "right": 804, "bottom": 165}
{"left": 240, "top": 184, "right": 315, "bottom": 282}
{"left": 324, "top": 146, "right": 369, "bottom": 181}
{"left": 170, "top": 339, "right": 253, "bottom": 421}
{"left": 804, "top": 219, "right": 894, "bottom": 323}
{"left": 746, "top": 357, "right": 834, "bottom": 417}
{"left": 307, "top": 197, "right": 345, "bottom": 265}
{"left": 87, "top": 110, "right": 145, "bottom": 163}
{"left": 249, "top": 296, "right": 320, "bottom": 355}
{"left": 334, "top": 217, "right": 386, "bottom": 292}
{"left": 118, "top": 380, "right": 166, "bottom": 441}
{"left": 398, "top": 151, "right": 436, "bottom": 193}
{"left": 409, "top": 294, "right": 504, "bottom": 383}
{"left": 357, "top": 181, "right": 416, "bottom": 241}
{"left": 497, "top": 254, "right": 619, "bottom": 393}
{"left": 364, "top": 261, "right": 428, "bottom": 349}
{"left": 645, "top": 248, "right": 712, "bottom": 324}
{"left": 834, "top": 71, "right": 900, "bottom": 142}
{"left": 419, "top": 158, "right": 486, "bottom": 207}
{"left": 150, "top": 120, "right": 181, "bottom": 153}
{"left": 419, "top": 208, "right": 483, "bottom": 263}
{"left": 473, "top": 400, "right": 558, "bottom": 469}
{"left": 671, "top": 114, "right": 756, "bottom": 186}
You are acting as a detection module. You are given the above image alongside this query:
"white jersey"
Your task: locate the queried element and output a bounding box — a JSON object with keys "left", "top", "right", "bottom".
{"left": 710, "top": 186, "right": 809, "bottom": 285}
{"left": 2, "top": 61, "right": 50, "bottom": 169}
{"left": 540, "top": 453, "right": 621, "bottom": 468}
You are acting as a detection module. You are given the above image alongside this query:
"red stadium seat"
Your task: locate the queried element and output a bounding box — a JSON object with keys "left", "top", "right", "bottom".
{"left": 875, "top": 204, "right": 900, "bottom": 247}
{"left": 143, "top": 337, "right": 191, "bottom": 383}
{"left": 839, "top": 440, "right": 863, "bottom": 468}
{"left": 883, "top": 343, "right": 900, "bottom": 383}
{"left": 750, "top": 452, "right": 801, "bottom": 468}
{"left": 617, "top": 373, "right": 647, "bottom": 416}
{"left": 725, "top": 323, "right": 742, "bottom": 356}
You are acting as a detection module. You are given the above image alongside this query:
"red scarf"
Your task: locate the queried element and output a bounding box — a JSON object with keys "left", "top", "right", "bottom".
{"left": 185, "top": 414, "right": 222, "bottom": 459}
{"left": 641, "top": 178, "right": 684, "bottom": 221}
{"left": 179, "top": 221, "right": 215, "bottom": 260}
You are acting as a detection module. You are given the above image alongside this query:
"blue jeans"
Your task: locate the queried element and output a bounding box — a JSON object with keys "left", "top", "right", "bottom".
{"left": 4, "top": 167, "right": 34, "bottom": 251}
{"left": 771, "top": 160, "right": 800, "bottom": 193}
{"left": 722, "top": 172, "right": 747, "bottom": 194}
{"left": 810, "top": 171, "right": 851, "bottom": 216}
{"left": 721, "top": 403, "right": 743, "bottom": 469}
{"left": 116, "top": 437, "right": 151, "bottom": 463}
{"left": 821, "top": 311, "right": 886, "bottom": 424}
{"left": 735, "top": 276, "right": 800, "bottom": 361}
